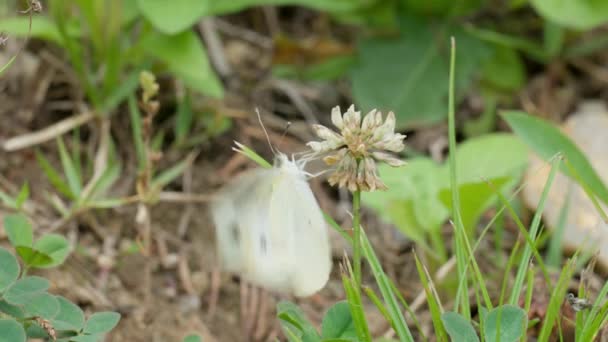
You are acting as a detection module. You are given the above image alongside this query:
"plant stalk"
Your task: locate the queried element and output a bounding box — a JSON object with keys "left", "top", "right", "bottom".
{"left": 353, "top": 189, "right": 362, "bottom": 287}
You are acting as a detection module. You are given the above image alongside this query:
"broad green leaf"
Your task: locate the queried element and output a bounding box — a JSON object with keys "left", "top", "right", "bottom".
{"left": 3, "top": 214, "right": 33, "bottom": 247}
{"left": 438, "top": 177, "right": 511, "bottom": 232}
{"left": 23, "top": 293, "right": 60, "bottom": 319}
{"left": 3, "top": 276, "right": 50, "bottom": 305}
{"left": 0, "top": 319, "right": 26, "bottom": 342}
{"left": 183, "top": 335, "right": 202, "bottom": 342}
{"left": 401, "top": 0, "right": 484, "bottom": 16}
{"left": 0, "top": 16, "right": 62, "bottom": 43}
{"left": 438, "top": 133, "right": 528, "bottom": 185}
{"left": 136, "top": 0, "right": 208, "bottom": 34}
{"left": 83, "top": 312, "right": 121, "bottom": 334}
{"left": 321, "top": 301, "right": 356, "bottom": 339}
{"left": 502, "top": 111, "right": 608, "bottom": 205}
{"left": 0, "top": 300, "right": 25, "bottom": 319}
{"left": 441, "top": 312, "right": 480, "bottom": 342}
{"left": 15, "top": 246, "right": 53, "bottom": 268}
{"left": 0, "top": 248, "right": 20, "bottom": 291}
{"left": 52, "top": 296, "right": 85, "bottom": 331}
{"left": 351, "top": 15, "right": 490, "bottom": 128}
{"left": 142, "top": 31, "right": 223, "bottom": 98}
{"left": 531, "top": 0, "right": 608, "bottom": 30}
{"left": 362, "top": 159, "right": 447, "bottom": 243}
{"left": 277, "top": 301, "right": 321, "bottom": 342}
{"left": 33, "top": 234, "right": 71, "bottom": 268}
{"left": 480, "top": 45, "right": 525, "bottom": 91}
{"left": 484, "top": 305, "right": 526, "bottom": 342}
{"left": 57, "top": 137, "right": 82, "bottom": 198}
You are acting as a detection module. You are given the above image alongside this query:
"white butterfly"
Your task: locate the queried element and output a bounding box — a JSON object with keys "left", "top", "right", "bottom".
{"left": 211, "top": 149, "right": 332, "bottom": 297}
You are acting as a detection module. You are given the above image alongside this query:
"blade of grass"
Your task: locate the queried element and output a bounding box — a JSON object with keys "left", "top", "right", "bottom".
{"left": 361, "top": 229, "right": 414, "bottom": 341}
{"left": 509, "top": 155, "right": 561, "bottom": 305}
{"left": 340, "top": 258, "right": 371, "bottom": 342}
{"left": 414, "top": 252, "right": 447, "bottom": 342}
{"left": 547, "top": 186, "right": 571, "bottom": 268}
{"left": 537, "top": 257, "right": 577, "bottom": 341}
{"left": 128, "top": 95, "right": 147, "bottom": 172}
{"left": 447, "top": 37, "right": 470, "bottom": 318}
{"left": 36, "top": 150, "right": 74, "bottom": 199}
{"left": 57, "top": 137, "right": 82, "bottom": 198}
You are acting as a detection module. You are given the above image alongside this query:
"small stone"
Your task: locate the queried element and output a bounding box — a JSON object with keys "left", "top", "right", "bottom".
{"left": 522, "top": 101, "right": 608, "bottom": 268}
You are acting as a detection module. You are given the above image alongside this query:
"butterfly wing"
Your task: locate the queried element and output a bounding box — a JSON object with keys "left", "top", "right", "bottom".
{"left": 268, "top": 164, "right": 332, "bottom": 297}
{"left": 211, "top": 169, "right": 266, "bottom": 273}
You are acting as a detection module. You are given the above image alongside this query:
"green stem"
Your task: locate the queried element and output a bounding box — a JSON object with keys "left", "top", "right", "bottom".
{"left": 353, "top": 189, "right": 362, "bottom": 287}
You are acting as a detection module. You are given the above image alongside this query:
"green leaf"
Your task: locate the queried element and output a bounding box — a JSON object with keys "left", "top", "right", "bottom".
{"left": 351, "top": 15, "right": 490, "bottom": 128}
{"left": 0, "top": 247, "right": 20, "bottom": 291}
{"left": 484, "top": 305, "right": 526, "bottom": 342}
{"left": 441, "top": 312, "right": 480, "bottom": 342}
{"left": 362, "top": 159, "right": 446, "bottom": 244}
{"left": 175, "top": 94, "right": 194, "bottom": 144}
{"left": 183, "top": 335, "right": 202, "bottom": 342}
{"left": 3, "top": 276, "right": 50, "bottom": 305}
{"left": 15, "top": 182, "right": 29, "bottom": 209}
{"left": 3, "top": 214, "right": 33, "bottom": 247}
{"left": 15, "top": 246, "right": 53, "bottom": 268}
{"left": 136, "top": 0, "right": 208, "bottom": 34}
{"left": 52, "top": 296, "right": 85, "bottom": 331}
{"left": 480, "top": 45, "right": 525, "bottom": 91}
{"left": 0, "top": 318, "right": 26, "bottom": 342}
{"left": 531, "top": 0, "right": 608, "bottom": 30}
{"left": 502, "top": 111, "right": 608, "bottom": 205}
{"left": 142, "top": 31, "right": 223, "bottom": 98}
{"left": 277, "top": 301, "right": 321, "bottom": 342}
{"left": 321, "top": 301, "right": 356, "bottom": 339}
{"left": 23, "top": 293, "right": 60, "bottom": 319}
{"left": 36, "top": 150, "right": 74, "bottom": 199}
{"left": 57, "top": 137, "right": 82, "bottom": 198}
{"left": 151, "top": 158, "right": 191, "bottom": 190}
{"left": 83, "top": 312, "right": 121, "bottom": 334}
{"left": 438, "top": 177, "right": 511, "bottom": 232}
{"left": 33, "top": 234, "right": 71, "bottom": 268}
{"left": 0, "top": 300, "right": 25, "bottom": 319}
{"left": 0, "top": 16, "right": 63, "bottom": 43}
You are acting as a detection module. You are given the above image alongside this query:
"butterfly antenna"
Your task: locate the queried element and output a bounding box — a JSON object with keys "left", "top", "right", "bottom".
{"left": 278, "top": 121, "right": 291, "bottom": 148}
{"left": 256, "top": 108, "right": 276, "bottom": 155}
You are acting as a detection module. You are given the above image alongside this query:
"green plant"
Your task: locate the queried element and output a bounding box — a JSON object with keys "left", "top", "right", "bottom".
{"left": 0, "top": 213, "right": 120, "bottom": 341}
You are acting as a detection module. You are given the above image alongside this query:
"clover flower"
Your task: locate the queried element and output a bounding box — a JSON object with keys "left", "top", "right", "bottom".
{"left": 308, "top": 105, "right": 406, "bottom": 192}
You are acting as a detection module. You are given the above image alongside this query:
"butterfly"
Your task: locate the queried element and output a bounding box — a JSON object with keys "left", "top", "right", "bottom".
{"left": 211, "top": 145, "right": 331, "bottom": 297}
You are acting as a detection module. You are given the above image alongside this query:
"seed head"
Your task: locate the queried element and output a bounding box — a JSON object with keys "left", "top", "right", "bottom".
{"left": 308, "top": 105, "right": 406, "bottom": 192}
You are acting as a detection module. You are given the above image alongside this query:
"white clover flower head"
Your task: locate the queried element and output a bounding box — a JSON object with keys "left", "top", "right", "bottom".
{"left": 307, "top": 105, "right": 406, "bottom": 192}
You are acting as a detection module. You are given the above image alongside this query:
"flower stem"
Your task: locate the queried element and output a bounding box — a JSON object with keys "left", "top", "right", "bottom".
{"left": 352, "top": 189, "right": 362, "bottom": 287}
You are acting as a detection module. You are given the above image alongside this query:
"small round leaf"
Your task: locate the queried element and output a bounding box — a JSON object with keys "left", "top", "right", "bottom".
{"left": 4, "top": 276, "right": 50, "bottom": 305}
{"left": 83, "top": 312, "right": 121, "bottom": 334}
{"left": 15, "top": 246, "right": 53, "bottom": 268}
{"left": 441, "top": 311, "right": 480, "bottom": 342}
{"left": 23, "top": 293, "right": 60, "bottom": 319}
{"left": 0, "top": 318, "right": 26, "bottom": 342}
{"left": 52, "top": 296, "right": 85, "bottom": 331}
{"left": 0, "top": 247, "right": 20, "bottom": 291}
{"left": 33, "top": 234, "right": 71, "bottom": 268}
{"left": 3, "top": 214, "right": 33, "bottom": 247}
{"left": 484, "top": 305, "right": 526, "bottom": 342}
